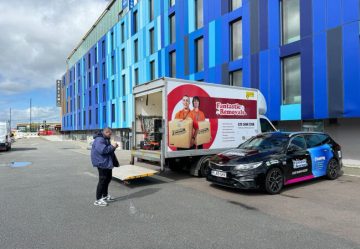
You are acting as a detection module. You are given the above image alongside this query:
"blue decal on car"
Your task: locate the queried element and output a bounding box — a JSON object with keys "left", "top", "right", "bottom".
{"left": 307, "top": 144, "right": 333, "bottom": 177}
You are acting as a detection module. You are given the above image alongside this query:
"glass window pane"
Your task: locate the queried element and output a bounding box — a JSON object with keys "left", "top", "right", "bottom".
{"left": 230, "top": 0, "right": 242, "bottom": 11}
{"left": 229, "top": 70, "right": 242, "bottom": 86}
{"left": 231, "top": 19, "right": 242, "bottom": 60}
{"left": 134, "top": 39, "right": 138, "bottom": 62}
{"left": 195, "top": 0, "right": 203, "bottom": 29}
{"left": 283, "top": 55, "right": 301, "bottom": 104}
{"left": 150, "top": 61, "right": 155, "bottom": 80}
{"left": 170, "top": 0, "right": 175, "bottom": 7}
{"left": 282, "top": 0, "right": 300, "bottom": 44}
{"left": 170, "top": 14, "right": 176, "bottom": 44}
{"left": 290, "top": 136, "right": 306, "bottom": 150}
{"left": 122, "top": 75, "right": 126, "bottom": 96}
{"left": 196, "top": 38, "right": 204, "bottom": 72}
{"left": 149, "top": 0, "right": 154, "bottom": 21}
{"left": 134, "top": 68, "right": 139, "bottom": 85}
{"left": 123, "top": 101, "right": 126, "bottom": 122}
{"left": 170, "top": 51, "right": 176, "bottom": 77}
{"left": 150, "top": 28, "right": 155, "bottom": 54}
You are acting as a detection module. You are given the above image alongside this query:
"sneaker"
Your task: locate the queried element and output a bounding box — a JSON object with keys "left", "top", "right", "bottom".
{"left": 103, "top": 195, "right": 115, "bottom": 202}
{"left": 94, "top": 199, "right": 108, "bottom": 207}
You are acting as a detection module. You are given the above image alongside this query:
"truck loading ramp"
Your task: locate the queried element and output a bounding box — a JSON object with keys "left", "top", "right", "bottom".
{"left": 112, "top": 165, "right": 158, "bottom": 181}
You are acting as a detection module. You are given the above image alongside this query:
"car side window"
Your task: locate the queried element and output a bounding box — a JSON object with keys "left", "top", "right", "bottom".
{"left": 305, "top": 134, "right": 322, "bottom": 148}
{"left": 289, "top": 136, "right": 307, "bottom": 151}
{"left": 260, "top": 118, "right": 276, "bottom": 133}
{"left": 317, "top": 134, "right": 330, "bottom": 145}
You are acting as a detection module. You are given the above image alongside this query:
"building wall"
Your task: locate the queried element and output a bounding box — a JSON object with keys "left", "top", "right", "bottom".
{"left": 61, "top": 0, "right": 360, "bottom": 132}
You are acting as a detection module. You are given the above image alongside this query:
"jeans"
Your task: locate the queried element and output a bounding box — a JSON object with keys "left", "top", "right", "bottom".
{"left": 96, "top": 168, "right": 112, "bottom": 200}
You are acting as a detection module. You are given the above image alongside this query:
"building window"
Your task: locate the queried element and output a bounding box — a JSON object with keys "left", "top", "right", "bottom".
{"left": 89, "top": 110, "right": 92, "bottom": 125}
{"left": 195, "top": 0, "right": 203, "bottom": 29}
{"left": 121, "top": 22, "right": 125, "bottom": 43}
{"left": 134, "top": 39, "right": 139, "bottom": 63}
{"left": 95, "top": 67, "right": 98, "bottom": 84}
{"left": 103, "top": 106, "right": 107, "bottom": 123}
{"left": 103, "top": 84, "right": 106, "bottom": 101}
{"left": 95, "top": 87, "right": 98, "bottom": 104}
{"left": 121, "top": 49, "right": 126, "bottom": 70}
{"left": 95, "top": 47, "right": 98, "bottom": 64}
{"left": 96, "top": 108, "right": 98, "bottom": 124}
{"left": 195, "top": 37, "right": 204, "bottom": 72}
{"left": 133, "top": 11, "right": 138, "bottom": 34}
{"left": 88, "top": 53, "right": 91, "bottom": 69}
{"left": 102, "top": 40, "right": 105, "bottom": 58}
{"left": 78, "top": 114, "right": 81, "bottom": 127}
{"left": 229, "top": 70, "right": 243, "bottom": 86}
{"left": 111, "top": 80, "right": 115, "bottom": 99}
{"left": 282, "top": 54, "right": 301, "bottom": 104}
{"left": 230, "top": 0, "right": 242, "bottom": 11}
{"left": 77, "top": 63, "right": 80, "bottom": 76}
{"left": 169, "top": 51, "right": 176, "bottom": 77}
{"left": 170, "top": 0, "right": 175, "bottom": 7}
{"left": 169, "top": 14, "right": 176, "bottom": 44}
{"left": 230, "top": 19, "right": 242, "bottom": 61}
{"left": 111, "top": 56, "right": 115, "bottom": 75}
{"left": 88, "top": 72, "right": 91, "bottom": 87}
{"left": 281, "top": 0, "right": 300, "bottom": 45}
{"left": 89, "top": 90, "right": 92, "bottom": 106}
{"left": 149, "top": 0, "right": 154, "bottom": 21}
{"left": 123, "top": 101, "right": 126, "bottom": 122}
{"left": 78, "top": 96, "right": 80, "bottom": 110}
{"left": 122, "top": 74, "right": 126, "bottom": 96}
{"left": 83, "top": 111, "right": 86, "bottom": 125}
{"left": 150, "top": 60, "right": 155, "bottom": 80}
{"left": 78, "top": 79, "right": 81, "bottom": 93}
{"left": 110, "top": 31, "right": 114, "bottom": 51}
{"left": 111, "top": 103, "right": 116, "bottom": 123}
{"left": 149, "top": 28, "right": 155, "bottom": 54}
{"left": 102, "top": 62, "right": 106, "bottom": 80}
{"left": 134, "top": 68, "right": 139, "bottom": 85}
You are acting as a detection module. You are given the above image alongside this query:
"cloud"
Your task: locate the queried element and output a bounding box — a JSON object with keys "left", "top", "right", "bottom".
{"left": 0, "top": 0, "right": 108, "bottom": 95}
{"left": 0, "top": 106, "right": 61, "bottom": 125}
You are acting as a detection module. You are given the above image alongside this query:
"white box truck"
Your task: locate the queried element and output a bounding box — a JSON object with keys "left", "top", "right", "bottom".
{"left": 112, "top": 78, "right": 276, "bottom": 180}
{"left": 0, "top": 121, "right": 12, "bottom": 151}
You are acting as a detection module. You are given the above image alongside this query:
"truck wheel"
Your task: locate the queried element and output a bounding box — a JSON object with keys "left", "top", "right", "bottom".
{"left": 198, "top": 156, "right": 212, "bottom": 177}
{"left": 265, "top": 168, "right": 284, "bottom": 195}
{"left": 326, "top": 159, "right": 339, "bottom": 180}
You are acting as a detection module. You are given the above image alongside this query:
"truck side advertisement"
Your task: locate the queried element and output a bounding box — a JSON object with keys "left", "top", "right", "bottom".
{"left": 167, "top": 81, "right": 258, "bottom": 152}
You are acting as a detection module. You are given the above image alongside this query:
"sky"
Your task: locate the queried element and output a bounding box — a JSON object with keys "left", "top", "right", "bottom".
{"left": 0, "top": 0, "right": 109, "bottom": 126}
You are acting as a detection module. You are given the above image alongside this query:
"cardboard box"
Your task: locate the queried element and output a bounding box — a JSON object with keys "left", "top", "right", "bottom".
{"left": 195, "top": 121, "right": 211, "bottom": 146}
{"left": 169, "top": 119, "right": 193, "bottom": 148}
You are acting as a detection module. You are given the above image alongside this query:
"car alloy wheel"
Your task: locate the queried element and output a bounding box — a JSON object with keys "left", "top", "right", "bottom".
{"left": 265, "top": 168, "right": 284, "bottom": 195}
{"left": 327, "top": 159, "right": 339, "bottom": 180}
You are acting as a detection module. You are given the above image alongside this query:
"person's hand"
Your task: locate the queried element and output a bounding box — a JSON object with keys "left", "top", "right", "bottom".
{"left": 112, "top": 142, "right": 119, "bottom": 148}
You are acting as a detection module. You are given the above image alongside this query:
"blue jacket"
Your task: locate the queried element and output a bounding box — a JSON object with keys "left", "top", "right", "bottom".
{"left": 91, "top": 131, "right": 119, "bottom": 169}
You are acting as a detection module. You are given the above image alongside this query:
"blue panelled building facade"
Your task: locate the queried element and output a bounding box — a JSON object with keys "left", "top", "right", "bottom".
{"left": 61, "top": 0, "right": 360, "bottom": 158}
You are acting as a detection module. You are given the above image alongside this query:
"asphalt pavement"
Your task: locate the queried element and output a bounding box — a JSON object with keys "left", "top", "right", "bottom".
{"left": 0, "top": 138, "right": 359, "bottom": 249}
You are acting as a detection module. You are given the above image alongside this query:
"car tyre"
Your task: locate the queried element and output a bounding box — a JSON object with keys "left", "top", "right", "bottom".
{"left": 198, "top": 156, "right": 212, "bottom": 177}
{"left": 326, "top": 158, "right": 339, "bottom": 180}
{"left": 265, "top": 168, "right": 284, "bottom": 195}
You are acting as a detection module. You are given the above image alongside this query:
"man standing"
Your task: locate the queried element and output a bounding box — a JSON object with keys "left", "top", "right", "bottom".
{"left": 91, "top": 128, "right": 119, "bottom": 207}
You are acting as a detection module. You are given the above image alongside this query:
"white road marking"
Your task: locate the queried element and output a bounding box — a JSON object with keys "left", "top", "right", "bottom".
{"left": 84, "top": 172, "right": 97, "bottom": 178}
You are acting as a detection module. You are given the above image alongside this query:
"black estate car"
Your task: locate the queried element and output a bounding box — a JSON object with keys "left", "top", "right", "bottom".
{"left": 207, "top": 132, "right": 342, "bottom": 194}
